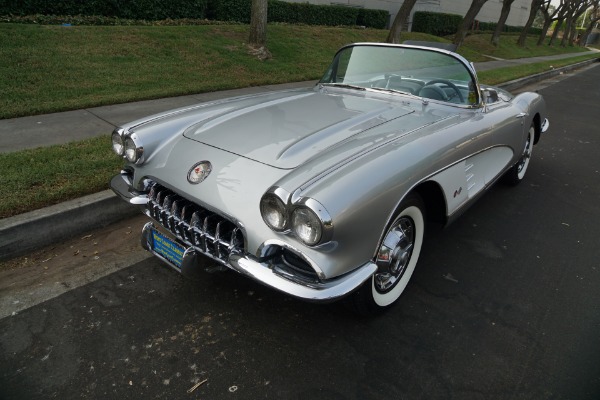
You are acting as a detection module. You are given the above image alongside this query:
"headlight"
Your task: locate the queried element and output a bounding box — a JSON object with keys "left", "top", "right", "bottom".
{"left": 260, "top": 194, "right": 288, "bottom": 231}
{"left": 124, "top": 134, "right": 144, "bottom": 164}
{"left": 292, "top": 207, "right": 322, "bottom": 246}
{"left": 111, "top": 131, "right": 124, "bottom": 156}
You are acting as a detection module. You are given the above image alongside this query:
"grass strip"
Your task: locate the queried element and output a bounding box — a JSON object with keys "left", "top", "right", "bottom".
{"left": 478, "top": 54, "right": 599, "bottom": 85}
{"left": 0, "top": 136, "right": 121, "bottom": 218}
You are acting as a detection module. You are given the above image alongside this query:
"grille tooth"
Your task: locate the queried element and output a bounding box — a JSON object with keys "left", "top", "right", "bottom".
{"left": 145, "top": 182, "right": 245, "bottom": 266}
{"left": 215, "top": 221, "right": 234, "bottom": 260}
{"left": 203, "top": 215, "right": 219, "bottom": 256}
{"left": 155, "top": 188, "right": 167, "bottom": 206}
{"left": 148, "top": 185, "right": 158, "bottom": 201}
{"left": 231, "top": 227, "right": 244, "bottom": 249}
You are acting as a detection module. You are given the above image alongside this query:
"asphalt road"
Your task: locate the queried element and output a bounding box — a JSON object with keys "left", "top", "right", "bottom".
{"left": 1, "top": 65, "right": 599, "bottom": 400}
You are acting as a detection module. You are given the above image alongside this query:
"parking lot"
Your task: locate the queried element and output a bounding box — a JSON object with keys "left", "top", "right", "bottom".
{"left": 1, "top": 64, "right": 599, "bottom": 400}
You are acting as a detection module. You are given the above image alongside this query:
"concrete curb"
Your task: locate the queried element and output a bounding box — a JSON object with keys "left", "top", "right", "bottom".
{"left": 1, "top": 57, "right": 598, "bottom": 262}
{"left": 498, "top": 57, "right": 600, "bottom": 92}
{"left": 0, "top": 191, "right": 138, "bottom": 261}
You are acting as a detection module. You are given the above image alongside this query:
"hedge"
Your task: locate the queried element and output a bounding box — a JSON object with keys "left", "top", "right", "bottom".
{"left": 412, "top": 11, "right": 542, "bottom": 37}
{"left": 1, "top": 0, "right": 388, "bottom": 28}
{"left": 412, "top": 11, "right": 462, "bottom": 37}
{"left": 0, "top": 0, "right": 208, "bottom": 20}
{"left": 213, "top": 0, "right": 387, "bottom": 28}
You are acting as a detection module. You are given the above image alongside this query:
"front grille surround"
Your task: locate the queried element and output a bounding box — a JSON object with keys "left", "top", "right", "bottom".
{"left": 146, "top": 182, "right": 245, "bottom": 265}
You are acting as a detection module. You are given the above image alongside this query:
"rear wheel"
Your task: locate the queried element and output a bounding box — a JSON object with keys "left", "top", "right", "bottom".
{"left": 352, "top": 194, "right": 425, "bottom": 314}
{"left": 504, "top": 123, "right": 535, "bottom": 185}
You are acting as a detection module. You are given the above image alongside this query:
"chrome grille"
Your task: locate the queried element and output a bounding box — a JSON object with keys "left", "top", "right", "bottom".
{"left": 146, "top": 182, "right": 245, "bottom": 265}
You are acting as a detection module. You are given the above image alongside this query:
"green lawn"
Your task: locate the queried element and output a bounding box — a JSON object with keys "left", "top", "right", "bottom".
{"left": 0, "top": 23, "right": 596, "bottom": 218}
{"left": 0, "top": 24, "right": 590, "bottom": 120}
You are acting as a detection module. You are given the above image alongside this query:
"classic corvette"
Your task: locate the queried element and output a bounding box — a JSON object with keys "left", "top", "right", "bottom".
{"left": 110, "top": 42, "right": 549, "bottom": 312}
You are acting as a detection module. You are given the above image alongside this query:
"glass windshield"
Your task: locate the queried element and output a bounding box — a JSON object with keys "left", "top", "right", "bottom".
{"left": 320, "top": 45, "right": 479, "bottom": 106}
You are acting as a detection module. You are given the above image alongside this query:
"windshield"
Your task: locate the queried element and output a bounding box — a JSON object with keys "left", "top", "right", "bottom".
{"left": 320, "top": 45, "right": 479, "bottom": 106}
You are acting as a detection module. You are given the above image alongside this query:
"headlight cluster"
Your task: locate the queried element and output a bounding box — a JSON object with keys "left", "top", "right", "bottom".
{"left": 260, "top": 191, "right": 332, "bottom": 247}
{"left": 111, "top": 129, "right": 144, "bottom": 164}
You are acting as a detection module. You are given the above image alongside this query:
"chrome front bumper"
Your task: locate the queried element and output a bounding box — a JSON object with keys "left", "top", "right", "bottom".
{"left": 111, "top": 172, "right": 377, "bottom": 302}
{"left": 141, "top": 222, "right": 377, "bottom": 302}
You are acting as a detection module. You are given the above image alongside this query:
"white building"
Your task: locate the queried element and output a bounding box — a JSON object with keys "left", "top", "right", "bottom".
{"left": 288, "top": 0, "right": 533, "bottom": 29}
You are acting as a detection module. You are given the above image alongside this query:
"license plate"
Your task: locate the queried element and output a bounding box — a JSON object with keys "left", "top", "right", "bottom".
{"left": 151, "top": 229, "right": 185, "bottom": 269}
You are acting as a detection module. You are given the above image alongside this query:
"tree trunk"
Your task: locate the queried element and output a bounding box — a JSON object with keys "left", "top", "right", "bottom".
{"left": 492, "top": 0, "right": 516, "bottom": 46}
{"left": 453, "top": 0, "right": 490, "bottom": 48}
{"left": 568, "top": 23, "right": 578, "bottom": 45}
{"left": 249, "top": 0, "right": 268, "bottom": 47}
{"left": 548, "top": 17, "right": 564, "bottom": 45}
{"left": 537, "top": 18, "right": 552, "bottom": 45}
{"left": 386, "top": 0, "right": 419, "bottom": 43}
{"left": 560, "top": 18, "right": 572, "bottom": 46}
{"left": 580, "top": 11, "right": 600, "bottom": 46}
{"left": 517, "top": 0, "right": 543, "bottom": 47}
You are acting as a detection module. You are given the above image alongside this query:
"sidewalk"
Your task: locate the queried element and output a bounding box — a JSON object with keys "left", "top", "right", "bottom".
{"left": 1, "top": 51, "right": 599, "bottom": 261}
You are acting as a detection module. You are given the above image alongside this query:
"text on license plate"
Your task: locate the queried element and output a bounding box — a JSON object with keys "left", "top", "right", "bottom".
{"left": 151, "top": 229, "right": 185, "bottom": 268}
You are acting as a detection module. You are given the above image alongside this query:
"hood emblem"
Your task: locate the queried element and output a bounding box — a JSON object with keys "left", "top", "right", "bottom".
{"left": 187, "top": 161, "right": 212, "bottom": 184}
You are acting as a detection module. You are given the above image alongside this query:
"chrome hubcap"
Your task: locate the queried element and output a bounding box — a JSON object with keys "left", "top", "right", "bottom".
{"left": 517, "top": 132, "right": 533, "bottom": 174}
{"left": 374, "top": 216, "right": 415, "bottom": 293}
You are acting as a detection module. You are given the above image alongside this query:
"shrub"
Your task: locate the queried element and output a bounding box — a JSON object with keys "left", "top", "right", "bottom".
{"left": 357, "top": 9, "right": 388, "bottom": 29}
{"left": 0, "top": 0, "right": 208, "bottom": 20}
{"left": 1, "top": 0, "right": 387, "bottom": 28}
{"left": 412, "top": 11, "right": 543, "bottom": 37}
{"left": 412, "top": 11, "right": 462, "bottom": 36}
{"left": 212, "top": 0, "right": 386, "bottom": 28}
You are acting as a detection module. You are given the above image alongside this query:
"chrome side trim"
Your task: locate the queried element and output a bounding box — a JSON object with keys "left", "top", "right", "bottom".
{"left": 541, "top": 118, "right": 550, "bottom": 133}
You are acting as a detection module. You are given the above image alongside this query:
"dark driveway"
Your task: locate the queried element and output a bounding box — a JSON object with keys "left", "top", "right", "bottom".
{"left": 1, "top": 65, "right": 599, "bottom": 400}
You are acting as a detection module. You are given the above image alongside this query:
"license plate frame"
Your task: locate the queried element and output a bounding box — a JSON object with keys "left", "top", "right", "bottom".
{"left": 150, "top": 228, "right": 186, "bottom": 269}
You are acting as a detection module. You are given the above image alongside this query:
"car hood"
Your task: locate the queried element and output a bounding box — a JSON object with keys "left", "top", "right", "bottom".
{"left": 172, "top": 88, "right": 449, "bottom": 169}
{"left": 126, "top": 87, "right": 458, "bottom": 170}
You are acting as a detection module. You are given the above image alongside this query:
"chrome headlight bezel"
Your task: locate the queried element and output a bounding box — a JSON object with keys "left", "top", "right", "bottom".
{"left": 260, "top": 188, "right": 333, "bottom": 247}
{"left": 123, "top": 133, "right": 144, "bottom": 164}
{"left": 291, "top": 207, "right": 322, "bottom": 246}
{"left": 291, "top": 197, "right": 333, "bottom": 246}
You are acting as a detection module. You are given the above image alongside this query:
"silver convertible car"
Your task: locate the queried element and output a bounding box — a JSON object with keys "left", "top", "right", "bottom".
{"left": 110, "top": 42, "right": 549, "bottom": 313}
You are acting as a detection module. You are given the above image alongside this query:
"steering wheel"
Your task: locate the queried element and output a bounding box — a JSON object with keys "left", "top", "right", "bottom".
{"left": 424, "top": 79, "right": 464, "bottom": 103}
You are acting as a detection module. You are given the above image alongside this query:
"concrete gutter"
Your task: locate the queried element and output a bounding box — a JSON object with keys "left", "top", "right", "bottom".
{"left": 1, "top": 57, "right": 599, "bottom": 262}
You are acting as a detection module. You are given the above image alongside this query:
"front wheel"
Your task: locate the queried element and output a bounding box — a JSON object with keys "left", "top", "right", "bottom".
{"left": 352, "top": 194, "right": 425, "bottom": 314}
{"left": 504, "top": 123, "right": 535, "bottom": 185}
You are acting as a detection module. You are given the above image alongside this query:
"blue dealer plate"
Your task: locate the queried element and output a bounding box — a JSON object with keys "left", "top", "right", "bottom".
{"left": 151, "top": 229, "right": 185, "bottom": 268}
